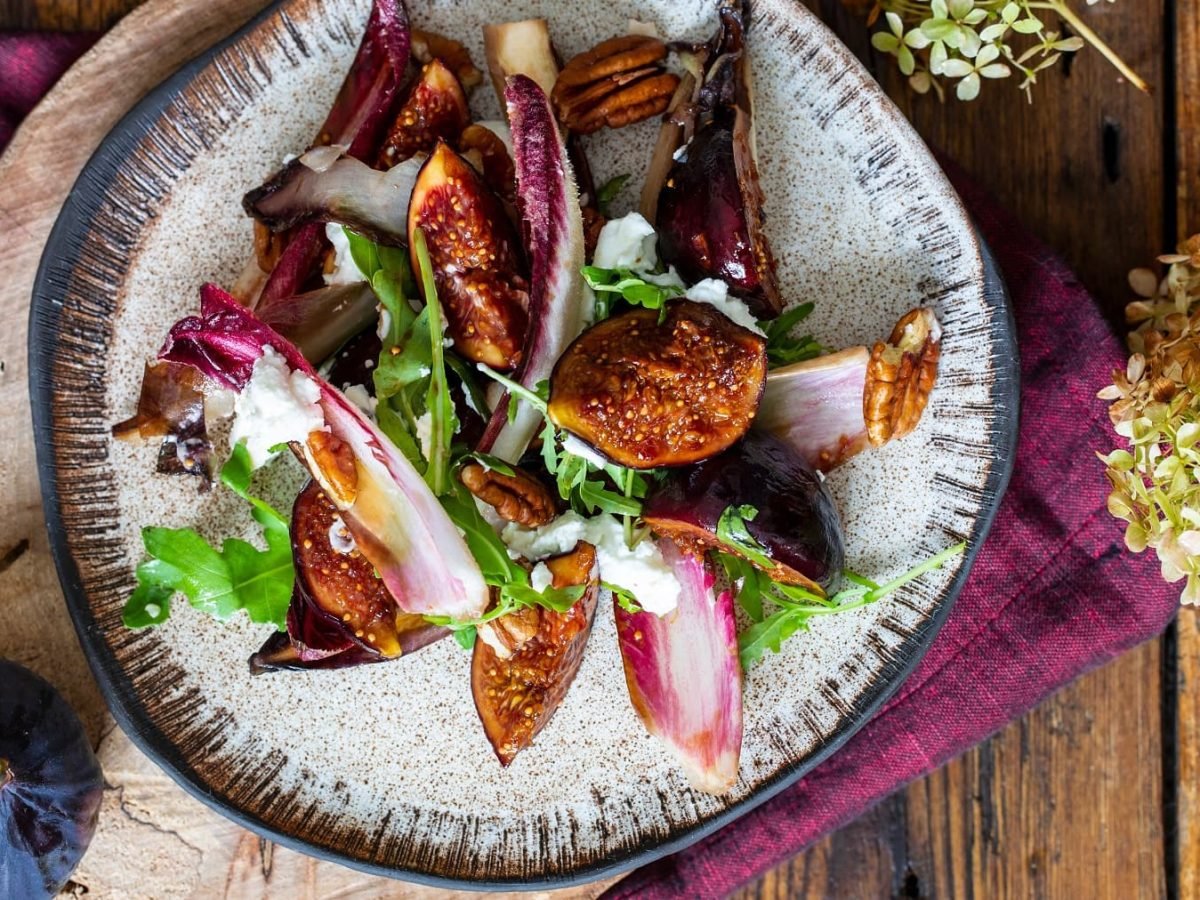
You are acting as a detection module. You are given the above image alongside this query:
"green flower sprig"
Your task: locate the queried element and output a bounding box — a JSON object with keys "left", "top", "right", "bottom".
{"left": 861, "top": 0, "right": 1147, "bottom": 102}
{"left": 1099, "top": 236, "right": 1200, "bottom": 605}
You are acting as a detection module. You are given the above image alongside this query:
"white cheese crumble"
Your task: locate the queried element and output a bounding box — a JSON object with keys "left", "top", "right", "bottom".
{"left": 324, "top": 223, "right": 366, "bottom": 285}
{"left": 342, "top": 384, "right": 377, "bottom": 420}
{"left": 593, "top": 212, "right": 660, "bottom": 271}
{"left": 530, "top": 562, "right": 554, "bottom": 593}
{"left": 561, "top": 434, "right": 610, "bottom": 469}
{"left": 230, "top": 347, "right": 325, "bottom": 468}
{"left": 414, "top": 410, "right": 434, "bottom": 462}
{"left": 685, "top": 278, "right": 765, "bottom": 335}
{"left": 328, "top": 514, "right": 357, "bottom": 555}
{"left": 501, "top": 512, "right": 682, "bottom": 616}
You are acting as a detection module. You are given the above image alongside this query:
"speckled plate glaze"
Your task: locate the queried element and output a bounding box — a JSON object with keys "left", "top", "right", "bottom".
{"left": 30, "top": 0, "right": 1017, "bottom": 887}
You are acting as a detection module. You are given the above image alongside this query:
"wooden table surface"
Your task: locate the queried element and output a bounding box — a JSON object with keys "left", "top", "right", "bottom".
{"left": 0, "top": 0, "right": 1190, "bottom": 897}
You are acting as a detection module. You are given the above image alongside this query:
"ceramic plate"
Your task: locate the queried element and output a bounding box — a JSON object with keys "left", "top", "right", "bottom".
{"left": 30, "top": 0, "right": 1017, "bottom": 887}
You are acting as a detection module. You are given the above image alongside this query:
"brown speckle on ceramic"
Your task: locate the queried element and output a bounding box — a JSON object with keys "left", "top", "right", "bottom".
{"left": 30, "top": 0, "right": 1016, "bottom": 887}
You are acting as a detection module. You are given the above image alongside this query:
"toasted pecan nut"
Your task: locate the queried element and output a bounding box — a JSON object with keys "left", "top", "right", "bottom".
{"left": 553, "top": 35, "right": 681, "bottom": 134}
{"left": 864, "top": 307, "right": 942, "bottom": 447}
{"left": 477, "top": 604, "right": 541, "bottom": 660}
{"left": 460, "top": 463, "right": 558, "bottom": 527}
{"left": 581, "top": 205, "right": 606, "bottom": 260}
{"left": 411, "top": 28, "right": 483, "bottom": 91}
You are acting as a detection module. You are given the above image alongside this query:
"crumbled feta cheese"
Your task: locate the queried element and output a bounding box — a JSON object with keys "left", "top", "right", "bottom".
{"left": 342, "top": 384, "right": 377, "bottom": 419}
{"left": 204, "top": 386, "right": 236, "bottom": 420}
{"left": 324, "top": 222, "right": 366, "bottom": 285}
{"left": 561, "top": 434, "right": 610, "bottom": 470}
{"left": 501, "top": 512, "right": 682, "bottom": 616}
{"left": 414, "top": 410, "right": 434, "bottom": 462}
{"left": 230, "top": 347, "right": 325, "bottom": 468}
{"left": 672, "top": 142, "right": 689, "bottom": 162}
{"left": 376, "top": 306, "right": 392, "bottom": 341}
{"left": 530, "top": 562, "right": 554, "bottom": 593}
{"left": 685, "top": 278, "right": 765, "bottom": 335}
{"left": 328, "top": 514, "right": 357, "bottom": 555}
{"left": 593, "top": 212, "right": 660, "bottom": 272}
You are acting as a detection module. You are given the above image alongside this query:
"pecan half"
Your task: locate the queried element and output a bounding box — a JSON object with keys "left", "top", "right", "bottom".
{"left": 552, "top": 35, "right": 681, "bottom": 134}
{"left": 460, "top": 463, "right": 557, "bottom": 527}
{"left": 477, "top": 604, "right": 541, "bottom": 660}
{"left": 254, "top": 220, "right": 285, "bottom": 273}
{"left": 864, "top": 307, "right": 942, "bottom": 447}
{"left": 411, "top": 28, "right": 483, "bottom": 91}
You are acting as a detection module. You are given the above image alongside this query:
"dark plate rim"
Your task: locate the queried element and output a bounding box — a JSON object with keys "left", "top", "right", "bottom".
{"left": 28, "top": 0, "right": 1020, "bottom": 889}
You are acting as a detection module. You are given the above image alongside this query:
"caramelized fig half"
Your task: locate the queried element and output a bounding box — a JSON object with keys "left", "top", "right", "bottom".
{"left": 251, "top": 480, "right": 446, "bottom": 672}
{"left": 644, "top": 430, "right": 845, "bottom": 592}
{"left": 378, "top": 58, "right": 470, "bottom": 169}
{"left": 471, "top": 542, "right": 599, "bottom": 765}
{"left": 548, "top": 300, "right": 767, "bottom": 469}
{"left": 408, "top": 141, "right": 530, "bottom": 369}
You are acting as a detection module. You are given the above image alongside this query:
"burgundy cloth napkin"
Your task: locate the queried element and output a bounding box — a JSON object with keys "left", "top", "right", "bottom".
{"left": 0, "top": 32, "right": 1179, "bottom": 898}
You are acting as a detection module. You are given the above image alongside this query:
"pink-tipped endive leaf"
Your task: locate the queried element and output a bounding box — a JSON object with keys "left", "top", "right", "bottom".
{"left": 477, "top": 75, "right": 586, "bottom": 462}
{"left": 257, "top": 0, "right": 411, "bottom": 307}
{"left": 614, "top": 541, "right": 742, "bottom": 795}
{"left": 160, "top": 284, "right": 489, "bottom": 620}
{"left": 243, "top": 154, "right": 422, "bottom": 247}
{"left": 756, "top": 346, "right": 871, "bottom": 473}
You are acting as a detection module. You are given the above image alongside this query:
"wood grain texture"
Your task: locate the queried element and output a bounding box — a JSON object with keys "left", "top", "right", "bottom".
{"left": 0, "top": 0, "right": 1177, "bottom": 896}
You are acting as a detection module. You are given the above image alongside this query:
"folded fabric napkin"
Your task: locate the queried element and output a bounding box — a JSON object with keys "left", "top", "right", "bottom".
{"left": 1, "top": 31, "right": 1178, "bottom": 899}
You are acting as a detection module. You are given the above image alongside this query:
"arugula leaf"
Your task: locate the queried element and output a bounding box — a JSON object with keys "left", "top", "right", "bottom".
{"left": 761, "top": 302, "right": 823, "bottom": 367}
{"left": 595, "top": 173, "right": 631, "bottom": 216}
{"left": 582, "top": 266, "right": 683, "bottom": 321}
{"left": 716, "top": 504, "right": 775, "bottom": 568}
{"left": 605, "top": 581, "right": 644, "bottom": 614}
{"left": 715, "top": 551, "right": 765, "bottom": 622}
{"left": 735, "top": 541, "right": 967, "bottom": 669}
{"left": 344, "top": 227, "right": 413, "bottom": 293}
{"left": 122, "top": 447, "right": 295, "bottom": 631}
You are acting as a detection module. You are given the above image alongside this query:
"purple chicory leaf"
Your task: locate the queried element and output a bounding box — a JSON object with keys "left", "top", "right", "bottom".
{"left": 159, "top": 283, "right": 489, "bottom": 620}
{"left": 477, "top": 75, "right": 586, "bottom": 462}
{"left": 756, "top": 346, "right": 871, "bottom": 473}
{"left": 257, "top": 0, "right": 412, "bottom": 306}
{"left": 614, "top": 541, "right": 743, "bottom": 795}
{"left": 244, "top": 154, "right": 422, "bottom": 247}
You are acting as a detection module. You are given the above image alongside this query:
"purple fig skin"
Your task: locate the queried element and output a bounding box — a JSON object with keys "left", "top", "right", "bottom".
{"left": 653, "top": 0, "right": 782, "bottom": 319}
{"left": 644, "top": 430, "right": 845, "bottom": 591}
{"left": 0, "top": 661, "right": 103, "bottom": 898}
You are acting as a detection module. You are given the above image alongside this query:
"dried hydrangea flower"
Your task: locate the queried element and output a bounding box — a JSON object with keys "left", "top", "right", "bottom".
{"left": 1100, "top": 235, "right": 1200, "bottom": 605}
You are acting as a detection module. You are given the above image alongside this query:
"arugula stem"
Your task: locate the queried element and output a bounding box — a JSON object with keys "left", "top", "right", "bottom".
{"left": 413, "top": 228, "right": 452, "bottom": 496}
{"left": 477, "top": 364, "right": 549, "bottom": 413}
{"left": 623, "top": 468, "right": 637, "bottom": 548}
{"left": 865, "top": 541, "right": 967, "bottom": 602}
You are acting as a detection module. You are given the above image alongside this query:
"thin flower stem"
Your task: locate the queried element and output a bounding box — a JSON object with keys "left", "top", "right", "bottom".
{"left": 1030, "top": 0, "right": 1151, "bottom": 93}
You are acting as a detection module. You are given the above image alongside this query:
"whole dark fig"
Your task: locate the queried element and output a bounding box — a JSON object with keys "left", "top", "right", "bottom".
{"left": 1, "top": 660, "right": 103, "bottom": 899}
{"left": 653, "top": 0, "right": 782, "bottom": 318}
{"left": 643, "top": 429, "right": 845, "bottom": 591}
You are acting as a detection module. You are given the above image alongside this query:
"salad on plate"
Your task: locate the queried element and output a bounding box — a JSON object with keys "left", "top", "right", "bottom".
{"left": 112, "top": 0, "right": 961, "bottom": 795}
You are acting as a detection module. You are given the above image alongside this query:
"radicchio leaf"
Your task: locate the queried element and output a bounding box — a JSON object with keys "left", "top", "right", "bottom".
{"left": 756, "top": 346, "right": 871, "bottom": 473}
{"left": 257, "top": 0, "right": 412, "bottom": 306}
{"left": 614, "top": 541, "right": 742, "bottom": 794}
{"left": 477, "top": 75, "right": 586, "bottom": 462}
{"left": 160, "top": 283, "right": 489, "bottom": 620}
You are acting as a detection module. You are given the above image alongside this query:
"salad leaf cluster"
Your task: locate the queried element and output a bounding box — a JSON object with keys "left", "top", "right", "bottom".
{"left": 122, "top": 444, "right": 293, "bottom": 630}
{"left": 712, "top": 504, "right": 966, "bottom": 668}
